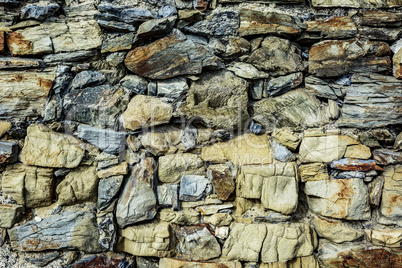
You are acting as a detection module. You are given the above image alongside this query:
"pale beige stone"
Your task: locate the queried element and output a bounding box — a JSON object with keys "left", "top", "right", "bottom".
{"left": 260, "top": 255, "right": 319, "bottom": 268}
{"left": 0, "top": 204, "right": 24, "bottom": 228}
{"left": 344, "top": 144, "right": 371, "bottom": 159}
{"left": 204, "top": 213, "right": 233, "bottom": 226}
{"left": 379, "top": 165, "right": 402, "bottom": 226}
{"left": 0, "top": 121, "right": 11, "bottom": 138}
{"left": 97, "top": 162, "right": 128, "bottom": 179}
{"left": 366, "top": 228, "right": 402, "bottom": 248}
{"left": 299, "top": 163, "right": 329, "bottom": 182}
{"left": 122, "top": 95, "right": 173, "bottom": 131}
{"left": 140, "top": 126, "right": 183, "bottom": 156}
{"left": 159, "top": 258, "right": 242, "bottom": 268}
{"left": 20, "top": 124, "right": 85, "bottom": 168}
{"left": 272, "top": 128, "right": 301, "bottom": 151}
{"left": 312, "top": 0, "right": 402, "bottom": 8}
{"left": 158, "top": 153, "right": 205, "bottom": 183}
{"left": 7, "top": 25, "right": 53, "bottom": 56}
{"left": 158, "top": 209, "right": 200, "bottom": 225}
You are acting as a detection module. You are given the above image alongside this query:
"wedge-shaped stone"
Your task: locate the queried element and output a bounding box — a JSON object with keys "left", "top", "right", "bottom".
{"left": 8, "top": 210, "right": 101, "bottom": 252}
{"left": 309, "top": 39, "right": 391, "bottom": 77}
{"left": 312, "top": 0, "right": 402, "bottom": 8}
{"left": 337, "top": 74, "right": 402, "bottom": 128}
{"left": 0, "top": 71, "right": 55, "bottom": 119}
{"left": 208, "top": 164, "right": 235, "bottom": 201}
{"left": 379, "top": 165, "right": 402, "bottom": 226}
{"left": 179, "top": 70, "right": 249, "bottom": 130}
{"left": 253, "top": 89, "right": 329, "bottom": 130}
{"left": 239, "top": 9, "right": 305, "bottom": 37}
{"left": 118, "top": 222, "right": 173, "bottom": 257}
{"left": 125, "top": 29, "right": 221, "bottom": 79}
{"left": 158, "top": 153, "right": 205, "bottom": 183}
{"left": 2, "top": 163, "right": 53, "bottom": 208}
{"left": 304, "top": 178, "right": 370, "bottom": 220}
{"left": 116, "top": 158, "right": 157, "bottom": 228}
{"left": 136, "top": 16, "right": 176, "bottom": 39}
{"left": 20, "top": 124, "right": 85, "bottom": 168}
{"left": 159, "top": 258, "right": 241, "bottom": 268}
{"left": 201, "top": 133, "right": 272, "bottom": 165}
{"left": 300, "top": 16, "right": 357, "bottom": 41}
{"left": 237, "top": 162, "right": 298, "bottom": 214}
{"left": 0, "top": 204, "right": 24, "bottom": 228}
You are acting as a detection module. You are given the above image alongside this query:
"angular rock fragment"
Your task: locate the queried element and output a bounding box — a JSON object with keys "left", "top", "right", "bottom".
{"left": 97, "top": 212, "right": 117, "bottom": 251}
{"left": 330, "top": 158, "right": 384, "bottom": 172}
{"left": 366, "top": 228, "right": 402, "bottom": 248}
{"left": 207, "top": 164, "right": 235, "bottom": 200}
{"left": 304, "top": 178, "right": 370, "bottom": 220}
{"left": 158, "top": 153, "right": 205, "bottom": 183}
{"left": 136, "top": 16, "right": 176, "bottom": 39}
{"left": 223, "top": 37, "right": 250, "bottom": 57}
{"left": 227, "top": 62, "right": 269, "bottom": 79}
{"left": 120, "top": 74, "right": 148, "bottom": 94}
{"left": 159, "top": 258, "right": 241, "bottom": 268}
{"left": 300, "top": 163, "right": 329, "bottom": 182}
{"left": 266, "top": 72, "right": 303, "bottom": 97}
{"left": 43, "top": 50, "right": 98, "bottom": 65}
{"left": 77, "top": 125, "right": 126, "bottom": 155}
{"left": 394, "top": 48, "right": 402, "bottom": 79}
{"left": 157, "top": 77, "right": 189, "bottom": 98}
{"left": 239, "top": 9, "right": 305, "bottom": 37}
{"left": 6, "top": 26, "right": 53, "bottom": 56}
{"left": 312, "top": 0, "right": 402, "bottom": 8}
{"left": 0, "top": 204, "right": 24, "bottom": 228}
{"left": 157, "top": 184, "right": 179, "bottom": 210}
{"left": 8, "top": 210, "right": 101, "bottom": 252}
{"left": 97, "top": 162, "right": 128, "bottom": 179}
{"left": 379, "top": 165, "right": 402, "bottom": 226}
{"left": 158, "top": 209, "right": 200, "bottom": 225}
{"left": 373, "top": 149, "right": 402, "bottom": 165}
{"left": 359, "top": 27, "right": 402, "bottom": 41}
{"left": 71, "top": 70, "right": 105, "bottom": 89}
{"left": 261, "top": 256, "right": 319, "bottom": 268}
{"left": 122, "top": 95, "right": 173, "bottom": 131}
{"left": 2, "top": 163, "right": 53, "bottom": 208}
{"left": 272, "top": 128, "right": 300, "bottom": 151}
{"left": 20, "top": 124, "right": 85, "bottom": 168}
{"left": 196, "top": 204, "right": 233, "bottom": 215}
{"left": 309, "top": 40, "right": 391, "bottom": 77}
{"left": 102, "top": 33, "right": 134, "bottom": 53}
{"left": 179, "top": 175, "right": 211, "bottom": 202}
{"left": 116, "top": 158, "right": 157, "bottom": 228}
{"left": 305, "top": 76, "right": 347, "bottom": 100}
{"left": 0, "top": 141, "right": 18, "bottom": 164}
{"left": 271, "top": 140, "right": 296, "bottom": 162}
{"left": 140, "top": 125, "right": 183, "bottom": 156}
{"left": 0, "top": 57, "right": 44, "bottom": 69}
{"left": 299, "top": 16, "right": 357, "bottom": 41}
{"left": 20, "top": 2, "right": 60, "bottom": 21}
{"left": 98, "top": 176, "right": 124, "bottom": 210}
{"left": 125, "top": 29, "right": 221, "bottom": 79}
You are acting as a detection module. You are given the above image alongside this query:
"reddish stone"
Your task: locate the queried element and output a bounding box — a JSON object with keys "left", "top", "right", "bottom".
{"left": 0, "top": 31, "right": 4, "bottom": 54}
{"left": 330, "top": 158, "right": 384, "bottom": 172}
{"left": 69, "top": 255, "right": 134, "bottom": 268}
{"left": 330, "top": 248, "right": 402, "bottom": 268}
{"left": 195, "top": 0, "right": 209, "bottom": 10}
{"left": 208, "top": 165, "right": 235, "bottom": 201}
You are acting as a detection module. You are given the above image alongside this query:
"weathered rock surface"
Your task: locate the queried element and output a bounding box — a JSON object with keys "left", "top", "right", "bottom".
{"left": 300, "top": 163, "right": 329, "bottom": 182}
{"left": 261, "top": 256, "right": 320, "bottom": 268}
{"left": 359, "top": 27, "right": 402, "bottom": 41}
{"left": 300, "top": 16, "right": 357, "bottom": 41}
{"left": 201, "top": 133, "right": 272, "bottom": 165}
{"left": 330, "top": 158, "right": 383, "bottom": 172}
{"left": 176, "top": 225, "right": 221, "bottom": 261}
{"left": 179, "top": 70, "right": 249, "bottom": 130}
{"left": 239, "top": 9, "right": 305, "bottom": 37}
{"left": 158, "top": 209, "right": 200, "bottom": 225}
{"left": 0, "top": 71, "right": 55, "bottom": 119}
{"left": 140, "top": 125, "right": 184, "bottom": 156}
{"left": 159, "top": 258, "right": 241, "bottom": 268}
{"left": 359, "top": 11, "right": 402, "bottom": 27}
{"left": 56, "top": 165, "right": 98, "bottom": 205}
{"left": 272, "top": 128, "right": 300, "bottom": 151}
{"left": 136, "top": 16, "right": 176, "bottom": 39}
{"left": 311, "top": 215, "right": 363, "bottom": 243}
{"left": 365, "top": 228, "right": 402, "bottom": 248}
{"left": 394, "top": 47, "right": 402, "bottom": 79}
{"left": 207, "top": 164, "right": 235, "bottom": 200}
{"left": 379, "top": 165, "right": 402, "bottom": 226}
{"left": 20, "top": 124, "right": 85, "bottom": 168}
{"left": 20, "top": 2, "right": 60, "bottom": 21}
{"left": 237, "top": 162, "right": 298, "bottom": 214}
{"left": 0, "top": 57, "right": 45, "bottom": 69}
{"left": 77, "top": 125, "right": 126, "bottom": 155}
{"left": 157, "top": 184, "right": 179, "bottom": 210}
{"left": 312, "top": 0, "right": 402, "bottom": 7}
{"left": 305, "top": 75, "right": 348, "bottom": 100}
{"left": 0, "top": 141, "right": 18, "bottom": 164}
{"left": 118, "top": 222, "right": 173, "bottom": 257}
{"left": 116, "top": 158, "right": 157, "bottom": 228}
{"left": 253, "top": 89, "right": 328, "bottom": 130}
{"left": 71, "top": 70, "right": 105, "bottom": 89}
{"left": 158, "top": 153, "right": 205, "bottom": 183}
{"left": 6, "top": 26, "right": 53, "bottom": 56}
{"left": 0, "top": 121, "right": 11, "bottom": 137}
{"left": 97, "top": 175, "right": 124, "bottom": 210}
{"left": 124, "top": 29, "right": 221, "bottom": 79}
{"left": 248, "top": 36, "right": 304, "bottom": 76}
{"left": 373, "top": 149, "right": 402, "bottom": 165}
{"left": 97, "top": 162, "right": 128, "bottom": 179}
{"left": 122, "top": 95, "right": 173, "bottom": 131}
{"left": 8, "top": 210, "right": 101, "bottom": 252}
{"left": 0, "top": 31, "right": 4, "bottom": 54}
{"left": 309, "top": 40, "right": 391, "bottom": 77}
{"left": 179, "top": 175, "right": 211, "bottom": 202}
{"left": 2, "top": 163, "right": 53, "bottom": 208}
{"left": 102, "top": 33, "right": 134, "bottom": 53}
{"left": 0, "top": 204, "right": 24, "bottom": 228}
{"left": 266, "top": 72, "right": 303, "bottom": 97}
{"left": 304, "top": 178, "right": 371, "bottom": 220}
{"left": 227, "top": 62, "right": 269, "bottom": 80}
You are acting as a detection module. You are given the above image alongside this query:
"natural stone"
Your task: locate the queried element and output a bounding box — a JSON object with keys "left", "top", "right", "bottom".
{"left": 101, "top": 33, "right": 134, "bottom": 53}
{"left": 125, "top": 29, "right": 221, "bottom": 79}
{"left": 311, "top": 214, "right": 363, "bottom": 243}
{"left": 157, "top": 77, "right": 189, "bottom": 98}
{"left": 120, "top": 74, "right": 148, "bottom": 94}
{"left": 204, "top": 213, "right": 232, "bottom": 226}
{"left": 122, "top": 95, "right": 173, "bottom": 131}
{"left": 201, "top": 133, "right": 272, "bottom": 165}
{"left": 366, "top": 228, "right": 402, "bottom": 248}
{"left": 97, "top": 175, "right": 124, "bottom": 210}
{"left": 43, "top": 50, "right": 98, "bottom": 65}
{"left": 0, "top": 204, "right": 24, "bottom": 228}
{"left": 0, "top": 141, "right": 18, "bottom": 164}
{"left": 196, "top": 204, "right": 233, "bottom": 215}
{"left": 304, "top": 178, "right": 371, "bottom": 220}
{"left": 223, "top": 37, "right": 250, "bottom": 57}
{"left": 158, "top": 153, "right": 205, "bottom": 183}
{"left": 312, "top": 0, "right": 402, "bottom": 8}
{"left": 8, "top": 210, "right": 101, "bottom": 252}
{"left": 158, "top": 209, "right": 200, "bottom": 225}
{"left": 20, "top": 2, "right": 60, "bottom": 21}
{"left": 373, "top": 149, "right": 402, "bottom": 165}
{"left": 266, "top": 72, "right": 303, "bottom": 97}
{"left": 239, "top": 9, "right": 305, "bottom": 38}
{"left": 0, "top": 31, "right": 4, "bottom": 54}
{"left": 71, "top": 70, "right": 105, "bottom": 89}
{"left": 136, "top": 16, "right": 176, "bottom": 39}
{"left": 2, "top": 163, "right": 53, "bottom": 208}
{"left": 330, "top": 158, "right": 384, "bottom": 172}
{"left": 77, "top": 125, "right": 126, "bottom": 155}
{"left": 67, "top": 254, "right": 135, "bottom": 268}
{"left": 227, "top": 62, "right": 269, "bottom": 79}
{"left": 6, "top": 26, "right": 53, "bottom": 56}
{"left": 359, "top": 27, "right": 402, "bottom": 41}
{"left": 237, "top": 162, "right": 298, "bottom": 214}
{"left": 309, "top": 40, "right": 391, "bottom": 77}
{"left": 176, "top": 225, "right": 221, "bottom": 261}
{"left": 97, "top": 162, "right": 128, "bottom": 179}
{"left": 207, "top": 164, "right": 235, "bottom": 200}
{"left": 359, "top": 11, "right": 402, "bottom": 27}
{"left": 0, "top": 57, "right": 45, "bottom": 69}
{"left": 118, "top": 222, "right": 173, "bottom": 257}
{"left": 260, "top": 256, "right": 320, "bottom": 268}
{"left": 116, "top": 158, "right": 157, "bottom": 228}
{"left": 394, "top": 47, "right": 402, "bottom": 79}
{"left": 179, "top": 70, "right": 249, "bottom": 130}
{"left": 344, "top": 144, "right": 371, "bottom": 159}
{"left": 300, "top": 16, "right": 357, "bottom": 41}
{"left": 157, "top": 184, "right": 179, "bottom": 210}
{"left": 0, "top": 71, "right": 55, "bottom": 119}
{"left": 272, "top": 129, "right": 300, "bottom": 151}
{"left": 56, "top": 165, "right": 98, "bottom": 205}
{"left": 20, "top": 124, "right": 85, "bottom": 168}
{"left": 0, "top": 121, "right": 11, "bottom": 137}
{"left": 299, "top": 163, "right": 329, "bottom": 182}
{"left": 140, "top": 125, "right": 183, "bottom": 156}
{"left": 305, "top": 76, "right": 348, "bottom": 100}
{"left": 159, "top": 258, "right": 241, "bottom": 268}
{"left": 253, "top": 89, "right": 328, "bottom": 130}
{"left": 369, "top": 177, "right": 384, "bottom": 206}
{"left": 271, "top": 140, "right": 296, "bottom": 162}
{"left": 179, "top": 175, "right": 211, "bottom": 202}
{"left": 97, "top": 212, "right": 117, "bottom": 251}
{"left": 379, "top": 165, "right": 402, "bottom": 226}
{"left": 248, "top": 36, "right": 304, "bottom": 76}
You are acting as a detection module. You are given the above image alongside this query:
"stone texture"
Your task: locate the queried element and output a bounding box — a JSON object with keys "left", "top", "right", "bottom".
{"left": 300, "top": 163, "right": 329, "bottom": 182}
{"left": 101, "top": 33, "right": 134, "bottom": 53}
{"left": 330, "top": 158, "right": 383, "bottom": 172}
{"left": 158, "top": 209, "right": 200, "bottom": 225}
{"left": 260, "top": 256, "right": 319, "bottom": 268}
{"left": 56, "top": 165, "right": 98, "bottom": 205}
{"left": 179, "top": 70, "right": 249, "bottom": 130}
{"left": 207, "top": 164, "right": 235, "bottom": 201}
{"left": 0, "top": 31, "right": 4, "bottom": 54}
{"left": 0, "top": 141, "right": 18, "bottom": 164}
{"left": 157, "top": 77, "right": 189, "bottom": 98}
{"left": 125, "top": 29, "right": 221, "bottom": 79}
{"left": 204, "top": 213, "right": 233, "bottom": 227}
{"left": 373, "top": 149, "right": 402, "bottom": 165}
{"left": 157, "top": 184, "right": 179, "bottom": 210}
{"left": 0, "top": 71, "right": 55, "bottom": 119}
{"left": 20, "top": 124, "right": 85, "bottom": 168}
{"left": 71, "top": 70, "right": 105, "bottom": 89}
{"left": 253, "top": 89, "right": 328, "bottom": 130}
{"left": 237, "top": 162, "right": 298, "bottom": 214}
{"left": 311, "top": 215, "right": 363, "bottom": 243}
{"left": 0, "top": 204, "right": 24, "bottom": 228}
{"left": 312, "top": 0, "right": 402, "bottom": 8}
{"left": 8, "top": 210, "right": 101, "bottom": 252}
{"left": 309, "top": 40, "right": 391, "bottom": 77}
{"left": 201, "top": 133, "right": 272, "bottom": 165}
{"left": 97, "top": 162, "right": 128, "bottom": 179}
{"left": 122, "top": 95, "right": 173, "bottom": 131}
{"left": 0, "top": 57, "right": 45, "bottom": 69}
{"left": 2, "top": 163, "right": 53, "bottom": 208}
{"left": 159, "top": 258, "right": 241, "bottom": 268}
{"left": 140, "top": 125, "right": 184, "bottom": 156}
{"left": 300, "top": 16, "right": 357, "bottom": 41}
{"left": 176, "top": 225, "right": 221, "bottom": 261}
{"left": 304, "top": 178, "right": 371, "bottom": 220}
{"left": 227, "top": 62, "right": 269, "bottom": 80}
{"left": 136, "top": 16, "right": 176, "bottom": 39}
{"left": 305, "top": 75, "right": 348, "bottom": 100}
{"left": 266, "top": 72, "right": 303, "bottom": 97}
{"left": 359, "top": 11, "right": 402, "bottom": 27}
{"left": 116, "top": 158, "right": 157, "bottom": 228}
{"left": 394, "top": 47, "right": 402, "bottom": 79}
{"left": 239, "top": 9, "right": 305, "bottom": 37}
{"left": 0, "top": 121, "right": 11, "bottom": 137}
{"left": 118, "top": 222, "right": 173, "bottom": 257}
{"left": 97, "top": 175, "right": 124, "bottom": 210}
{"left": 366, "top": 228, "right": 402, "bottom": 248}
{"left": 6, "top": 26, "right": 53, "bottom": 56}
{"left": 158, "top": 153, "right": 205, "bottom": 183}
{"left": 77, "top": 125, "right": 126, "bottom": 155}
{"left": 272, "top": 129, "right": 300, "bottom": 151}
{"left": 359, "top": 27, "right": 402, "bottom": 41}
{"left": 379, "top": 165, "right": 402, "bottom": 226}
{"left": 20, "top": 2, "right": 60, "bottom": 21}
{"left": 248, "top": 36, "right": 304, "bottom": 76}
{"left": 120, "top": 74, "right": 148, "bottom": 95}
{"left": 179, "top": 175, "right": 211, "bottom": 202}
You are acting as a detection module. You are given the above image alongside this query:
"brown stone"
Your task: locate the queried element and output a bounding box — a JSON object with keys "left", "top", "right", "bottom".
{"left": 159, "top": 258, "right": 241, "bottom": 268}
{"left": 207, "top": 164, "right": 235, "bottom": 200}
{"left": 329, "top": 247, "right": 402, "bottom": 267}
{"left": 373, "top": 149, "right": 402, "bottom": 165}
{"left": 6, "top": 26, "right": 53, "bottom": 56}
{"left": 330, "top": 158, "right": 384, "bottom": 172}
{"left": 0, "top": 57, "right": 44, "bottom": 69}
{"left": 359, "top": 11, "right": 402, "bottom": 27}
{"left": 195, "top": 0, "right": 209, "bottom": 10}
{"left": 394, "top": 48, "right": 402, "bottom": 79}
{"left": 300, "top": 16, "right": 357, "bottom": 41}
{"left": 312, "top": 0, "right": 402, "bottom": 8}
{"left": 0, "top": 31, "right": 5, "bottom": 54}
{"left": 309, "top": 39, "right": 391, "bottom": 77}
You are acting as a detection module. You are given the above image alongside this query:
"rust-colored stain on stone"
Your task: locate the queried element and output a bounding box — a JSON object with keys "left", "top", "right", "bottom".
{"left": 0, "top": 31, "right": 5, "bottom": 54}
{"left": 331, "top": 248, "right": 402, "bottom": 268}
{"left": 6, "top": 32, "right": 33, "bottom": 56}
{"left": 211, "top": 169, "right": 235, "bottom": 200}
{"left": 330, "top": 158, "right": 384, "bottom": 171}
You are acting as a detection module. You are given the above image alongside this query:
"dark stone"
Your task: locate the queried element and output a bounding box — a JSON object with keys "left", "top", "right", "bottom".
{"left": 137, "top": 257, "right": 159, "bottom": 268}
{"left": 20, "top": 3, "right": 60, "bottom": 21}
{"left": 97, "top": 19, "right": 137, "bottom": 32}
{"left": 120, "top": 8, "right": 157, "bottom": 23}
{"left": 120, "top": 74, "right": 148, "bottom": 94}
{"left": 66, "top": 254, "right": 135, "bottom": 268}
{"left": 208, "top": 165, "right": 235, "bottom": 201}
{"left": 72, "top": 71, "right": 106, "bottom": 89}
{"left": 158, "top": 5, "right": 177, "bottom": 18}
{"left": 97, "top": 213, "right": 117, "bottom": 251}
{"left": 136, "top": 16, "right": 176, "bottom": 39}
{"left": 97, "top": 176, "right": 124, "bottom": 210}
{"left": 101, "top": 33, "right": 135, "bottom": 53}
{"left": 43, "top": 50, "right": 98, "bottom": 65}
{"left": 332, "top": 170, "right": 366, "bottom": 179}
{"left": 0, "top": 141, "right": 18, "bottom": 164}
{"left": 266, "top": 72, "right": 303, "bottom": 97}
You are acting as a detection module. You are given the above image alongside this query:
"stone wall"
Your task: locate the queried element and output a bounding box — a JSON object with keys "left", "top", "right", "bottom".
{"left": 0, "top": 0, "right": 401, "bottom": 267}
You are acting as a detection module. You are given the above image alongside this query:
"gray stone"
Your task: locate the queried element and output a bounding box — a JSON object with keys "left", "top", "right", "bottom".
{"left": 312, "top": 0, "right": 402, "bottom": 8}
{"left": 116, "top": 158, "right": 157, "bottom": 228}
{"left": 305, "top": 76, "right": 347, "bottom": 100}
{"left": 97, "top": 176, "right": 124, "bottom": 210}
{"left": 106, "top": 52, "right": 127, "bottom": 67}
{"left": 120, "top": 8, "right": 157, "bottom": 23}
{"left": 43, "top": 50, "right": 98, "bottom": 65}
{"left": 176, "top": 225, "right": 221, "bottom": 261}
{"left": 181, "top": 125, "right": 197, "bottom": 150}
{"left": 271, "top": 140, "right": 295, "bottom": 162}
{"left": 96, "top": 18, "right": 137, "bottom": 32}
{"left": 227, "top": 62, "right": 269, "bottom": 79}
{"left": 20, "top": 2, "right": 60, "bottom": 21}
{"left": 120, "top": 74, "right": 148, "bottom": 94}
{"left": 76, "top": 124, "right": 126, "bottom": 155}
{"left": 72, "top": 70, "right": 106, "bottom": 89}
{"left": 158, "top": 5, "right": 177, "bottom": 18}
{"left": 179, "top": 175, "right": 211, "bottom": 202}
{"left": 157, "top": 77, "right": 189, "bottom": 98}
{"left": 0, "top": 204, "right": 24, "bottom": 228}
{"left": 373, "top": 149, "right": 402, "bottom": 165}
{"left": 137, "top": 257, "right": 159, "bottom": 268}
{"left": 101, "top": 33, "right": 135, "bottom": 53}
{"left": 359, "top": 26, "right": 402, "bottom": 41}
{"left": 157, "top": 184, "right": 179, "bottom": 210}
{"left": 0, "top": 141, "right": 18, "bottom": 164}
{"left": 266, "top": 72, "right": 303, "bottom": 97}
{"left": 97, "top": 212, "right": 117, "bottom": 251}
{"left": 136, "top": 16, "right": 176, "bottom": 39}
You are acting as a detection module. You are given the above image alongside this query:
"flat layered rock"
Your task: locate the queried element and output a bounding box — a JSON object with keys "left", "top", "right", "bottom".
{"left": 0, "top": 204, "right": 24, "bottom": 228}
{"left": 6, "top": 26, "right": 53, "bottom": 56}
{"left": 330, "top": 158, "right": 383, "bottom": 171}
{"left": 158, "top": 153, "right": 205, "bottom": 183}
{"left": 359, "top": 26, "right": 402, "bottom": 41}
{"left": 300, "top": 163, "right": 329, "bottom": 182}
{"left": 20, "top": 124, "right": 85, "bottom": 168}
{"left": 159, "top": 258, "right": 241, "bottom": 268}
{"left": 394, "top": 47, "right": 402, "bottom": 79}
{"left": 136, "top": 16, "right": 176, "bottom": 39}
{"left": 373, "top": 149, "right": 402, "bottom": 165}
{"left": 304, "top": 178, "right": 371, "bottom": 220}
{"left": 311, "top": 215, "right": 363, "bottom": 243}
{"left": 8, "top": 210, "right": 101, "bottom": 252}
{"left": 0, "top": 71, "right": 55, "bottom": 119}
{"left": 139, "top": 125, "right": 184, "bottom": 156}
{"left": 309, "top": 40, "right": 391, "bottom": 77}
{"left": 0, "top": 57, "right": 44, "bottom": 69}
{"left": 379, "top": 165, "right": 402, "bottom": 226}
{"left": 124, "top": 29, "right": 221, "bottom": 79}
{"left": 359, "top": 11, "right": 402, "bottom": 27}
{"left": 20, "top": 2, "right": 60, "bottom": 21}
{"left": 0, "top": 31, "right": 4, "bottom": 54}
{"left": 312, "top": 0, "right": 402, "bottom": 8}
{"left": 300, "top": 16, "right": 357, "bottom": 41}
{"left": 366, "top": 228, "right": 402, "bottom": 248}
